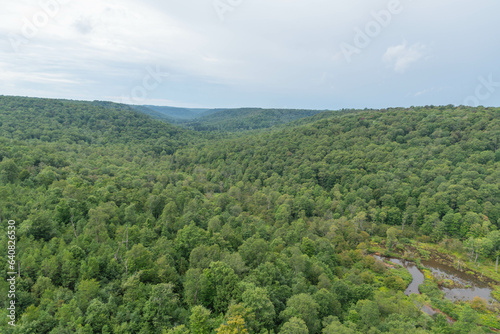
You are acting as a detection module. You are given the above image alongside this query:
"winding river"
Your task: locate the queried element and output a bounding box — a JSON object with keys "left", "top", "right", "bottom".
{"left": 373, "top": 255, "right": 496, "bottom": 302}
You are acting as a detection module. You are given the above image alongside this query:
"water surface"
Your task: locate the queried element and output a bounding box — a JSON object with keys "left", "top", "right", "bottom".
{"left": 373, "top": 255, "right": 496, "bottom": 302}
{"left": 421, "top": 258, "right": 494, "bottom": 302}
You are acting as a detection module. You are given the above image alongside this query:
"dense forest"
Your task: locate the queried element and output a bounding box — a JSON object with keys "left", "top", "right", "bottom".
{"left": 0, "top": 95, "right": 499, "bottom": 333}
{"left": 178, "top": 108, "right": 326, "bottom": 132}
{"left": 129, "top": 105, "right": 210, "bottom": 123}
{"left": 132, "top": 105, "right": 327, "bottom": 132}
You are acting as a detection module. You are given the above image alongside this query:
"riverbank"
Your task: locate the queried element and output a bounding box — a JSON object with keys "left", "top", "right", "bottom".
{"left": 368, "top": 239, "right": 500, "bottom": 300}
{"left": 368, "top": 239, "right": 500, "bottom": 331}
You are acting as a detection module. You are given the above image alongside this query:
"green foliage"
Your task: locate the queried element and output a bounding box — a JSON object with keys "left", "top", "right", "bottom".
{"left": 190, "top": 305, "right": 212, "bottom": 334}
{"left": 0, "top": 97, "right": 498, "bottom": 333}
{"left": 280, "top": 293, "right": 320, "bottom": 333}
{"left": 280, "top": 317, "right": 309, "bottom": 334}
{"left": 85, "top": 299, "right": 110, "bottom": 333}
{"left": 241, "top": 286, "right": 276, "bottom": 330}
{"left": 201, "top": 262, "right": 240, "bottom": 313}
{"left": 181, "top": 108, "right": 326, "bottom": 132}
{"left": 355, "top": 299, "right": 380, "bottom": 330}
{"left": 143, "top": 283, "right": 181, "bottom": 331}
{"left": 453, "top": 305, "right": 483, "bottom": 334}
{"left": 322, "top": 317, "right": 359, "bottom": 334}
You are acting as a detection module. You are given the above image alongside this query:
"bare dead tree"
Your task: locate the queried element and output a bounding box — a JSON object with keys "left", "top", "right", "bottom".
{"left": 71, "top": 214, "right": 78, "bottom": 239}
{"left": 95, "top": 217, "right": 99, "bottom": 244}
{"left": 115, "top": 225, "right": 130, "bottom": 273}
{"left": 114, "top": 242, "right": 121, "bottom": 261}
{"left": 125, "top": 224, "right": 129, "bottom": 250}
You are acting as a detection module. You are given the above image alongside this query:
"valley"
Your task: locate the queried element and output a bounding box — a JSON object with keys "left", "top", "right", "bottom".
{"left": 0, "top": 96, "right": 499, "bottom": 333}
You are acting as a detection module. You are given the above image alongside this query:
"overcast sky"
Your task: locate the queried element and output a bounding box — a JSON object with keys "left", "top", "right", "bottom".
{"left": 1, "top": 0, "right": 499, "bottom": 109}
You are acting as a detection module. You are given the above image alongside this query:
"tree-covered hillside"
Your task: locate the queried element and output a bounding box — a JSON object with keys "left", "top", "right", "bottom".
{"left": 178, "top": 106, "right": 500, "bottom": 239}
{"left": 0, "top": 96, "right": 191, "bottom": 154}
{"left": 138, "top": 106, "right": 210, "bottom": 121}
{"left": 132, "top": 105, "right": 329, "bottom": 132}
{"left": 182, "top": 108, "right": 326, "bottom": 132}
{"left": 0, "top": 97, "right": 499, "bottom": 333}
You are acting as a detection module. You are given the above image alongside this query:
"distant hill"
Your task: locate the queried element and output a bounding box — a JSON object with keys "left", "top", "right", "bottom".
{"left": 0, "top": 96, "right": 188, "bottom": 154}
{"left": 1, "top": 96, "right": 500, "bottom": 333}
{"left": 130, "top": 105, "right": 330, "bottom": 132}
{"left": 129, "top": 105, "right": 178, "bottom": 122}
{"left": 180, "top": 108, "right": 328, "bottom": 131}
{"left": 133, "top": 105, "right": 211, "bottom": 121}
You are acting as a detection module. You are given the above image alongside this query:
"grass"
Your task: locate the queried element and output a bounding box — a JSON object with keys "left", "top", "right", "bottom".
{"left": 370, "top": 237, "right": 500, "bottom": 330}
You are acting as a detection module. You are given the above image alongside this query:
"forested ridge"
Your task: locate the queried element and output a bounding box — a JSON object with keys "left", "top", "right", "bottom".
{"left": 133, "top": 106, "right": 210, "bottom": 121}
{"left": 131, "top": 103, "right": 330, "bottom": 132}
{"left": 179, "top": 108, "right": 326, "bottom": 132}
{"left": 0, "top": 96, "right": 499, "bottom": 333}
{"left": 0, "top": 96, "right": 190, "bottom": 152}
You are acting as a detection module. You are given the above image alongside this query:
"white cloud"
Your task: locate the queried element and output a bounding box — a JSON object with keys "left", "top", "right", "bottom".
{"left": 383, "top": 41, "right": 428, "bottom": 73}
{"left": 414, "top": 89, "right": 431, "bottom": 97}
{"left": 0, "top": 0, "right": 499, "bottom": 108}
